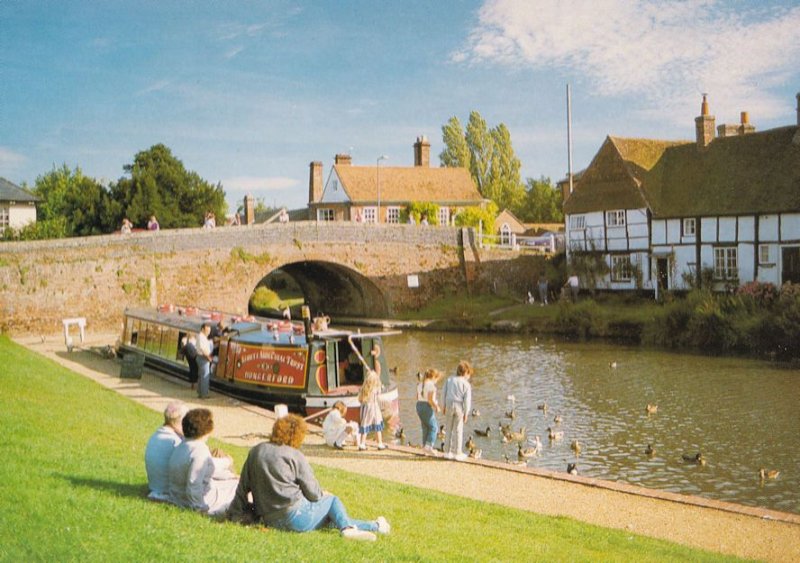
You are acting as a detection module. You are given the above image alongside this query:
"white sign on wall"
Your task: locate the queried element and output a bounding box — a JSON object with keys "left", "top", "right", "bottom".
{"left": 407, "top": 275, "right": 419, "bottom": 288}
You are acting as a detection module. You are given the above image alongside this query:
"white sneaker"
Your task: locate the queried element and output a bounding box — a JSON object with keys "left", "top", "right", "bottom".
{"left": 444, "top": 452, "right": 454, "bottom": 460}
{"left": 376, "top": 516, "right": 391, "bottom": 535}
{"left": 455, "top": 452, "right": 467, "bottom": 461}
{"left": 342, "top": 527, "right": 377, "bottom": 541}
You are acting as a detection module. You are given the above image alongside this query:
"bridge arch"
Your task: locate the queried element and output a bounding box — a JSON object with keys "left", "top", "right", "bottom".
{"left": 253, "top": 260, "right": 389, "bottom": 319}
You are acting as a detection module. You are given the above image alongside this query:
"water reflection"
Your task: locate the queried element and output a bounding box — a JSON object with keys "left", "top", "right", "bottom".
{"left": 388, "top": 331, "right": 800, "bottom": 514}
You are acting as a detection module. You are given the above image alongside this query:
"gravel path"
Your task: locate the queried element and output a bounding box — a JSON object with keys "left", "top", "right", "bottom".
{"left": 17, "top": 334, "right": 800, "bottom": 562}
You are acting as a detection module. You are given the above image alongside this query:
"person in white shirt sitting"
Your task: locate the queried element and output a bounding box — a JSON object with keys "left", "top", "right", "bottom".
{"left": 322, "top": 401, "right": 359, "bottom": 450}
{"left": 144, "top": 401, "right": 188, "bottom": 501}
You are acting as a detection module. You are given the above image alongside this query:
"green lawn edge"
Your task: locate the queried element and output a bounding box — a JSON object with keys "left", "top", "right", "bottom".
{"left": 0, "top": 335, "right": 745, "bottom": 562}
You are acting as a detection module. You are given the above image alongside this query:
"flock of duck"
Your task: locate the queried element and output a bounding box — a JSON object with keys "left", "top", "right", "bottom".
{"left": 394, "top": 385, "right": 782, "bottom": 484}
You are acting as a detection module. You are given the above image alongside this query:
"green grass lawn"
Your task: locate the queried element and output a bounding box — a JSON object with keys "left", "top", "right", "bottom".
{"left": 0, "top": 335, "right": 742, "bottom": 562}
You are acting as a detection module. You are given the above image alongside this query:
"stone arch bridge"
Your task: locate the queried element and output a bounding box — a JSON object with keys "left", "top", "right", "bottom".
{"left": 0, "top": 223, "right": 543, "bottom": 334}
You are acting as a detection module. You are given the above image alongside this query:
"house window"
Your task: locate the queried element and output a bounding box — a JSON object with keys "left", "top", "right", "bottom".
{"left": 759, "top": 244, "right": 770, "bottom": 264}
{"left": 437, "top": 207, "right": 450, "bottom": 226}
{"left": 363, "top": 207, "right": 377, "bottom": 223}
{"left": 682, "top": 218, "right": 696, "bottom": 236}
{"left": 570, "top": 215, "right": 585, "bottom": 229}
{"left": 331, "top": 179, "right": 339, "bottom": 192}
{"left": 607, "top": 210, "right": 626, "bottom": 227}
{"left": 317, "top": 208, "right": 334, "bottom": 222}
{"left": 714, "top": 247, "right": 738, "bottom": 280}
{"left": 611, "top": 255, "right": 633, "bottom": 281}
{"left": 500, "top": 223, "right": 512, "bottom": 245}
{"left": 387, "top": 207, "right": 400, "bottom": 224}
{"left": 0, "top": 205, "right": 9, "bottom": 229}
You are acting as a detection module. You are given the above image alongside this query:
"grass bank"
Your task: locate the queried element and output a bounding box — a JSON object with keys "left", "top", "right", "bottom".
{"left": 0, "top": 336, "right": 738, "bottom": 562}
{"left": 399, "top": 285, "right": 800, "bottom": 361}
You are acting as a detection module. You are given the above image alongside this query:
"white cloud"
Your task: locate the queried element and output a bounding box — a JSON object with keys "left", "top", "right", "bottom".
{"left": 457, "top": 0, "right": 800, "bottom": 123}
{"left": 222, "top": 176, "right": 299, "bottom": 192}
{"left": 0, "top": 147, "right": 27, "bottom": 169}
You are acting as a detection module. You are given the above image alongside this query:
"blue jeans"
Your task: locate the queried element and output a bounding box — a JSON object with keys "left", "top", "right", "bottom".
{"left": 197, "top": 357, "right": 210, "bottom": 398}
{"left": 270, "top": 495, "right": 377, "bottom": 532}
{"left": 416, "top": 401, "right": 437, "bottom": 447}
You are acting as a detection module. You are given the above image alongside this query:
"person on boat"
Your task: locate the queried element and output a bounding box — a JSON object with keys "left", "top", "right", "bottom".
{"left": 167, "top": 408, "right": 238, "bottom": 516}
{"left": 442, "top": 360, "right": 473, "bottom": 461}
{"left": 196, "top": 323, "right": 213, "bottom": 399}
{"left": 416, "top": 368, "right": 442, "bottom": 454}
{"left": 357, "top": 346, "right": 386, "bottom": 451}
{"left": 227, "top": 414, "right": 389, "bottom": 540}
{"left": 144, "top": 401, "right": 188, "bottom": 501}
{"left": 322, "top": 401, "right": 359, "bottom": 450}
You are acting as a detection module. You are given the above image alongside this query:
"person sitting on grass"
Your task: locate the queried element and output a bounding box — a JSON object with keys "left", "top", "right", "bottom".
{"left": 227, "top": 414, "right": 390, "bottom": 541}
{"left": 167, "top": 408, "right": 238, "bottom": 517}
{"left": 145, "top": 401, "right": 188, "bottom": 501}
{"left": 322, "top": 401, "right": 359, "bottom": 450}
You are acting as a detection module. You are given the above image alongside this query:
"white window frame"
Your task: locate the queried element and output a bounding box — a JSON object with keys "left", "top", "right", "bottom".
{"left": 0, "top": 205, "right": 9, "bottom": 229}
{"left": 682, "top": 218, "right": 696, "bottom": 236}
{"left": 386, "top": 207, "right": 400, "bottom": 224}
{"left": 758, "top": 244, "right": 770, "bottom": 265}
{"left": 317, "top": 208, "right": 334, "bottom": 222}
{"left": 610, "top": 255, "right": 633, "bottom": 282}
{"left": 500, "top": 223, "right": 512, "bottom": 246}
{"left": 714, "top": 247, "right": 738, "bottom": 280}
{"left": 606, "top": 210, "right": 626, "bottom": 227}
{"left": 362, "top": 207, "right": 377, "bottom": 224}
{"left": 437, "top": 207, "right": 450, "bottom": 226}
{"left": 569, "top": 215, "right": 585, "bottom": 230}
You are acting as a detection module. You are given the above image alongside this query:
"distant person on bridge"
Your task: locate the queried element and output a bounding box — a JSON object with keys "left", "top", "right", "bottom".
{"left": 227, "top": 414, "right": 389, "bottom": 540}
{"left": 144, "top": 401, "right": 188, "bottom": 501}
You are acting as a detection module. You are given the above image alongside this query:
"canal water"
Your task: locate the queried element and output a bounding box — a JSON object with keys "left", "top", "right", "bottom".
{"left": 386, "top": 331, "right": 799, "bottom": 515}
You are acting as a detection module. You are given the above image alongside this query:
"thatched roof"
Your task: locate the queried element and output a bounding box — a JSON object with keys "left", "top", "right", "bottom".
{"left": 563, "top": 126, "right": 800, "bottom": 218}
{"left": 333, "top": 165, "right": 483, "bottom": 205}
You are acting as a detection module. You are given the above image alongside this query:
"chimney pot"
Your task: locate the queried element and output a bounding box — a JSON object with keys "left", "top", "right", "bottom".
{"left": 413, "top": 135, "right": 431, "bottom": 167}
{"left": 695, "top": 94, "right": 715, "bottom": 149}
{"left": 741, "top": 111, "right": 749, "bottom": 125}
{"left": 334, "top": 154, "right": 352, "bottom": 166}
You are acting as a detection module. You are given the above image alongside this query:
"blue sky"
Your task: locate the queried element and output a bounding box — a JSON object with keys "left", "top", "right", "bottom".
{"left": 2, "top": 0, "right": 799, "bottom": 213}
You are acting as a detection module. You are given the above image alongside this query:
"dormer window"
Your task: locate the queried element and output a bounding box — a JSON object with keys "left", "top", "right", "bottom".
{"left": 606, "top": 210, "right": 625, "bottom": 227}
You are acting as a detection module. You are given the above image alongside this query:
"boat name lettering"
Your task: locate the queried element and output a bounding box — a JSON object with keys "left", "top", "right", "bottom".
{"left": 240, "top": 350, "right": 304, "bottom": 371}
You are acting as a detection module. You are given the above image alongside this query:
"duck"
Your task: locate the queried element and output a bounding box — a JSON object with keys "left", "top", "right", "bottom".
{"left": 471, "top": 408, "right": 481, "bottom": 417}
{"left": 438, "top": 441, "right": 445, "bottom": 453}
{"left": 527, "top": 435, "right": 543, "bottom": 453}
{"left": 609, "top": 361, "right": 618, "bottom": 369}
{"left": 436, "top": 425, "right": 446, "bottom": 442}
{"left": 537, "top": 402, "right": 548, "bottom": 413}
{"left": 389, "top": 366, "right": 399, "bottom": 375}
{"left": 547, "top": 427, "right": 564, "bottom": 441}
{"left": 570, "top": 440, "right": 582, "bottom": 456}
{"left": 517, "top": 443, "right": 539, "bottom": 459}
{"left": 645, "top": 443, "right": 655, "bottom": 456}
{"left": 759, "top": 468, "right": 780, "bottom": 480}
{"left": 498, "top": 421, "right": 512, "bottom": 434}
{"left": 504, "top": 409, "right": 517, "bottom": 420}
{"left": 682, "top": 452, "right": 706, "bottom": 466}
{"left": 394, "top": 426, "right": 406, "bottom": 440}
{"left": 567, "top": 463, "right": 578, "bottom": 475}
{"left": 468, "top": 446, "right": 482, "bottom": 459}
{"left": 465, "top": 436, "right": 476, "bottom": 452}
{"left": 507, "top": 427, "right": 527, "bottom": 443}
{"left": 553, "top": 414, "right": 563, "bottom": 425}
{"left": 474, "top": 426, "right": 491, "bottom": 438}
{"left": 503, "top": 453, "right": 526, "bottom": 466}
{"left": 646, "top": 404, "right": 658, "bottom": 415}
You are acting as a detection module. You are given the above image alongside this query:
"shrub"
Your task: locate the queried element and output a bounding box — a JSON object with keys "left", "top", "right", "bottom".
{"left": 553, "top": 299, "right": 606, "bottom": 338}
{"left": 736, "top": 281, "right": 778, "bottom": 308}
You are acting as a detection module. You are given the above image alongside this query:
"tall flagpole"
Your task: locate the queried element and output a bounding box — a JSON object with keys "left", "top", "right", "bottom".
{"left": 567, "top": 83, "right": 574, "bottom": 195}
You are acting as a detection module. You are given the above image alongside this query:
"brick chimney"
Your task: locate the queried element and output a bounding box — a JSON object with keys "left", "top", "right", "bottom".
{"left": 308, "top": 161, "right": 323, "bottom": 204}
{"left": 244, "top": 194, "right": 255, "bottom": 225}
{"left": 413, "top": 135, "right": 430, "bottom": 167}
{"left": 695, "top": 94, "right": 715, "bottom": 150}
{"left": 334, "top": 154, "right": 352, "bottom": 166}
{"left": 738, "top": 111, "right": 755, "bottom": 135}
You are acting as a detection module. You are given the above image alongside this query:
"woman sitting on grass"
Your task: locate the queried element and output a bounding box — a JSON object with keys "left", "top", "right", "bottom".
{"left": 167, "top": 408, "right": 238, "bottom": 516}
{"left": 227, "top": 414, "right": 390, "bottom": 541}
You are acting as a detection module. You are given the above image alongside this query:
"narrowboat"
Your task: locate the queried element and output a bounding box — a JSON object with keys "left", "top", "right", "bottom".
{"left": 118, "top": 305, "right": 400, "bottom": 426}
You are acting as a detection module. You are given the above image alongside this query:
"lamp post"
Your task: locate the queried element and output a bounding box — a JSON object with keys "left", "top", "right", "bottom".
{"left": 376, "top": 155, "right": 388, "bottom": 223}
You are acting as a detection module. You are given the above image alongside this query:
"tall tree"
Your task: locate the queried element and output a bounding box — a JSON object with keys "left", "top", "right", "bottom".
{"left": 439, "top": 116, "right": 471, "bottom": 169}
{"left": 111, "top": 144, "right": 226, "bottom": 229}
{"left": 519, "top": 176, "right": 564, "bottom": 223}
{"left": 465, "top": 111, "right": 494, "bottom": 196}
{"left": 487, "top": 123, "right": 524, "bottom": 212}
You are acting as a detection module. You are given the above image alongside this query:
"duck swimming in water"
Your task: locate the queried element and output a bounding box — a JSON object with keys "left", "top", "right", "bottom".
{"left": 537, "top": 402, "right": 548, "bottom": 413}
{"left": 553, "top": 414, "right": 562, "bottom": 425}
{"left": 567, "top": 463, "right": 578, "bottom": 475}
{"left": 759, "top": 468, "right": 780, "bottom": 480}
{"left": 645, "top": 444, "right": 655, "bottom": 456}
{"left": 517, "top": 443, "right": 538, "bottom": 459}
{"left": 474, "top": 426, "right": 491, "bottom": 438}
{"left": 471, "top": 408, "right": 481, "bottom": 417}
{"left": 503, "top": 453, "right": 526, "bottom": 466}
{"left": 465, "top": 436, "right": 476, "bottom": 452}
{"left": 646, "top": 404, "right": 658, "bottom": 415}
{"left": 682, "top": 452, "right": 706, "bottom": 466}
{"left": 547, "top": 427, "right": 564, "bottom": 441}
{"left": 436, "top": 425, "right": 446, "bottom": 442}
{"left": 570, "top": 440, "right": 582, "bottom": 456}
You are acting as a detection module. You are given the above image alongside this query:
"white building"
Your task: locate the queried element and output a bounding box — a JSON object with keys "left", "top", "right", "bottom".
{"left": 563, "top": 94, "right": 800, "bottom": 294}
{"left": 0, "top": 178, "right": 38, "bottom": 232}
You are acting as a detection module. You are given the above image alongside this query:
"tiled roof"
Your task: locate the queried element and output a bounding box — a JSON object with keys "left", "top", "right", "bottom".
{"left": 563, "top": 126, "right": 800, "bottom": 218}
{"left": 0, "top": 177, "right": 38, "bottom": 202}
{"left": 334, "top": 165, "right": 483, "bottom": 205}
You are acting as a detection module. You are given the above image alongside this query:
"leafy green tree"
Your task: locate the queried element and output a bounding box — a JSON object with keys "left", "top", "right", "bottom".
{"left": 519, "top": 176, "right": 564, "bottom": 223}
{"left": 440, "top": 111, "right": 524, "bottom": 214}
{"left": 439, "top": 116, "right": 471, "bottom": 169}
{"left": 454, "top": 201, "right": 498, "bottom": 234}
{"left": 111, "top": 144, "right": 226, "bottom": 229}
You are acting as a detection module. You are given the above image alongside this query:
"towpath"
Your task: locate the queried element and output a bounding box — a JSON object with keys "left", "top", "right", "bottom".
{"left": 15, "top": 333, "right": 800, "bottom": 563}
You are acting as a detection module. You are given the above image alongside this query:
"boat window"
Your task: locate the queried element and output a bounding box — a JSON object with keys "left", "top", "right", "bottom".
{"left": 341, "top": 340, "right": 364, "bottom": 385}
{"left": 326, "top": 340, "right": 340, "bottom": 390}
{"left": 129, "top": 318, "right": 140, "bottom": 346}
